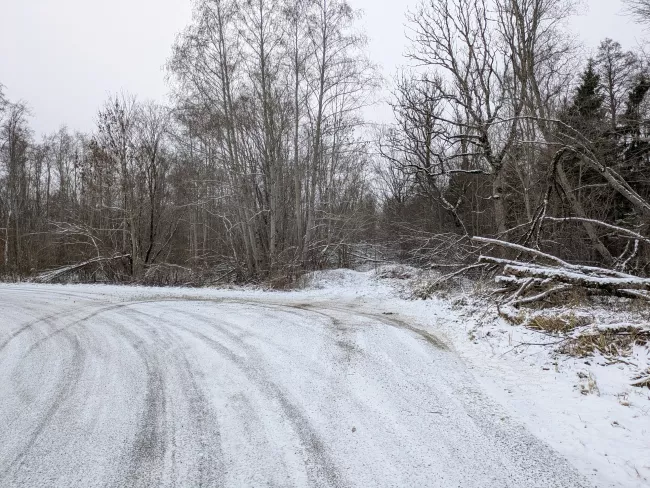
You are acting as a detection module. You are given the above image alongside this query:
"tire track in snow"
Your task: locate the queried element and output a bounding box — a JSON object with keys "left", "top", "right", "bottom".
{"left": 0, "top": 300, "right": 137, "bottom": 354}
{"left": 111, "top": 321, "right": 169, "bottom": 488}
{"left": 0, "top": 287, "right": 593, "bottom": 487}
{"left": 0, "top": 286, "right": 121, "bottom": 354}
{"left": 185, "top": 326, "right": 343, "bottom": 488}
{"left": 227, "top": 301, "right": 364, "bottom": 369}
{"left": 119, "top": 307, "right": 225, "bottom": 488}
{"left": 132, "top": 304, "right": 345, "bottom": 488}
{"left": 1, "top": 301, "right": 174, "bottom": 485}
{"left": 0, "top": 331, "right": 86, "bottom": 483}
{"left": 292, "top": 302, "right": 449, "bottom": 351}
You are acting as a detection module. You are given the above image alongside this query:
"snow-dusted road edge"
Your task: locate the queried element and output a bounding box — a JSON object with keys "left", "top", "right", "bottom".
{"left": 0, "top": 269, "right": 647, "bottom": 487}
{"left": 328, "top": 269, "right": 650, "bottom": 488}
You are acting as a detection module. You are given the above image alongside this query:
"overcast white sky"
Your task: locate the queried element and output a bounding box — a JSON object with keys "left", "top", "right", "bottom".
{"left": 0, "top": 0, "right": 645, "bottom": 136}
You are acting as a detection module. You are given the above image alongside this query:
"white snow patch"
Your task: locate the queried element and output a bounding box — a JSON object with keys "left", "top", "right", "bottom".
{"left": 282, "top": 269, "right": 650, "bottom": 487}
{"left": 1, "top": 269, "right": 648, "bottom": 487}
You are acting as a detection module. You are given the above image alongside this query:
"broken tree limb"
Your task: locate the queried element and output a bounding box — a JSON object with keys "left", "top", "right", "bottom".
{"left": 495, "top": 275, "right": 553, "bottom": 287}
{"left": 473, "top": 237, "right": 629, "bottom": 278}
{"left": 474, "top": 235, "right": 650, "bottom": 306}
{"left": 432, "top": 263, "right": 487, "bottom": 284}
{"left": 473, "top": 236, "right": 569, "bottom": 266}
{"left": 542, "top": 217, "right": 650, "bottom": 243}
{"left": 34, "top": 254, "right": 131, "bottom": 283}
{"left": 507, "top": 277, "right": 537, "bottom": 304}
{"left": 502, "top": 264, "right": 650, "bottom": 291}
{"left": 608, "top": 289, "right": 650, "bottom": 302}
{"left": 511, "top": 285, "right": 573, "bottom": 307}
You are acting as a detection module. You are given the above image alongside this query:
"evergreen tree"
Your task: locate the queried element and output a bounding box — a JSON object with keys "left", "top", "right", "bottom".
{"left": 623, "top": 75, "right": 650, "bottom": 123}
{"left": 621, "top": 75, "right": 650, "bottom": 174}
{"left": 570, "top": 59, "right": 605, "bottom": 120}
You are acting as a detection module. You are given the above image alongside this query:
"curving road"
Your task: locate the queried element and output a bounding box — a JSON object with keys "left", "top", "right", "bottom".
{"left": 0, "top": 285, "right": 590, "bottom": 487}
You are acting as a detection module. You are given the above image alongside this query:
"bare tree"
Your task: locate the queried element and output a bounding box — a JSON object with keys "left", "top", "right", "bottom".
{"left": 406, "top": 0, "right": 528, "bottom": 234}
{"left": 624, "top": 0, "right": 650, "bottom": 22}
{"left": 95, "top": 94, "right": 140, "bottom": 274}
{"left": 134, "top": 102, "right": 175, "bottom": 267}
{"left": 595, "top": 39, "right": 639, "bottom": 129}
{"left": 0, "top": 102, "right": 31, "bottom": 273}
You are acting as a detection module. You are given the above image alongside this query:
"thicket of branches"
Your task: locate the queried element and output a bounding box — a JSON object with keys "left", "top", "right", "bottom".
{"left": 376, "top": 0, "right": 650, "bottom": 304}
{"left": 4, "top": 0, "right": 650, "bottom": 294}
{"left": 0, "top": 0, "right": 377, "bottom": 284}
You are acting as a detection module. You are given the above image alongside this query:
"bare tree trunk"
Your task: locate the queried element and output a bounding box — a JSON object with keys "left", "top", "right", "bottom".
{"left": 4, "top": 210, "right": 10, "bottom": 270}
{"left": 556, "top": 161, "right": 614, "bottom": 264}
{"left": 493, "top": 169, "right": 508, "bottom": 235}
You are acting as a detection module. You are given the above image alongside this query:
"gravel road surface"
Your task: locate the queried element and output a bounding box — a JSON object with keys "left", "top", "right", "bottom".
{"left": 0, "top": 285, "right": 591, "bottom": 487}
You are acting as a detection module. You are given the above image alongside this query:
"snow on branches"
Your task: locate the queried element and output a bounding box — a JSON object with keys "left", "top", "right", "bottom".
{"left": 472, "top": 236, "right": 650, "bottom": 307}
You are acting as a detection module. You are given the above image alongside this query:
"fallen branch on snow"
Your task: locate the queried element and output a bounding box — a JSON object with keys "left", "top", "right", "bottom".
{"left": 33, "top": 254, "right": 131, "bottom": 283}
{"left": 472, "top": 236, "right": 650, "bottom": 306}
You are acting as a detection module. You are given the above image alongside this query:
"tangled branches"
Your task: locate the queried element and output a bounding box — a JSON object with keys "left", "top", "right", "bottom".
{"left": 473, "top": 236, "right": 650, "bottom": 307}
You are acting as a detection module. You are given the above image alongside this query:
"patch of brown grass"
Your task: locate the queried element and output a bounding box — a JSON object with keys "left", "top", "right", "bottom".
{"left": 527, "top": 312, "right": 591, "bottom": 334}
{"left": 496, "top": 306, "right": 526, "bottom": 325}
{"left": 545, "top": 287, "right": 589, "bottom": 308}
{"left": 561, "top": 326, "right": 650, "bottom": 358}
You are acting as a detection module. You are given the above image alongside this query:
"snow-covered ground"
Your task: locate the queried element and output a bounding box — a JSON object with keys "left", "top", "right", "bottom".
{"left": 0, "top": 270, "right": 648, "bottom": 487}
{"left": 300, "top": 268, "right": 650, "bottom": 488}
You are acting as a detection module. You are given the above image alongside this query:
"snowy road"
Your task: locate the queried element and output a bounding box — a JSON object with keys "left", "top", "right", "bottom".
{"left": 0, "top": 285, "right": 591, "bottom": 487}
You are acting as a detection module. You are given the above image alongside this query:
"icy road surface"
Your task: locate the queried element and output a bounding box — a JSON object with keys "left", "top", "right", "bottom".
{"left": 0, "top": 285, "right": 591, "bottom": 487}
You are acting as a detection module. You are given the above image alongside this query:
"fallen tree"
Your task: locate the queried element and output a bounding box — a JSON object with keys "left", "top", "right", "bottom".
{"left": 472, "top": 236, "right": 650, "bottom": 307}
{"left": 34, "top": 255, "right": 132, "bottom": 284}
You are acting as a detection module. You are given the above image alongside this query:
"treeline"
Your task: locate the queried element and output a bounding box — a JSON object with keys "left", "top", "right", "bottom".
{"left": 3, "top": 0, "right": 650, "bottom": 286}
{"left": 378, "top": 0, "right": 650, "bottom": 277}
{"left": 0, "top": 0, "right": 377, "bottom": 283}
